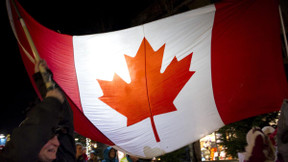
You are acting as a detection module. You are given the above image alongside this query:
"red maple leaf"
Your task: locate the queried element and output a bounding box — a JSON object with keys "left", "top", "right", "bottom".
{"left": 97, "top": 38, "right": 195, "bottom": 142}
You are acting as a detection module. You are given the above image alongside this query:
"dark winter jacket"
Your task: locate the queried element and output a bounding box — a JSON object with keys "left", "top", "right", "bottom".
{"left": 0, "top": 72, "right": 75, "bottom": 161}
{"left": 277, "top": 99, "right": 288, "bottom": 162}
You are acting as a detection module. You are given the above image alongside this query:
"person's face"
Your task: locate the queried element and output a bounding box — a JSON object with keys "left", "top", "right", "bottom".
{"left": 90, "top": 153, "right": 95, "bottom": 158}
{"left": 109, "top": 148, "right": 116, "bottom": 159}
{"left": 38, "top": 135, "right": 60, "bottom": 162}
{"left": 76, "top": 145, "right": 83, "bottom": 157}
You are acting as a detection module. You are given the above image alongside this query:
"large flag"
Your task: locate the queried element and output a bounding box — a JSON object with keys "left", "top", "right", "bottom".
{"left": 7, "top": 0, "right": 288, "bottom": 158}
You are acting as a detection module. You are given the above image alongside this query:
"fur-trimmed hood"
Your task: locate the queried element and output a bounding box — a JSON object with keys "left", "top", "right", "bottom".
{"left": 244, "top": 127, "right": 265, "bottom": 160}
{"left": 244, "top": 127, "right": 275, "bottom": 162}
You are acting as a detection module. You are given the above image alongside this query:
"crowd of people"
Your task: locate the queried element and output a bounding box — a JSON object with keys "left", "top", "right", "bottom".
{"left": 74, "top": 144, "right": 140, "bottom": 162}
{"left": 0, "top": 59, "right": 287, "bottom": 162}
{"left": 242, "top": 100, "right": 288, "bottom": 162}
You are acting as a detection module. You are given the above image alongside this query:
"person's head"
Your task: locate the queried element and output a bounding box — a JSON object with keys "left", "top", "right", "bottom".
{"left": 262, "top": 126, "right": 275, "bottom": 136}
{"left": 103, "top": 146, "right": 117, "bottom": 160}
{"left": 76, "top": 143, "right": 83, "bottom": 158}
{"left": 246, "top": 127, "right": 264, "bottom": 145}
{"left": 109, "top": 147, "right": 116, "bottom": 159}
{"left": 82, "top": 147, "right": 87, "bottom": 154}
{"left": 38, "top": 135, "right": 60, "bottom": 162}
{"left": 90, "top": 150, "right": 96, "bottom": 159}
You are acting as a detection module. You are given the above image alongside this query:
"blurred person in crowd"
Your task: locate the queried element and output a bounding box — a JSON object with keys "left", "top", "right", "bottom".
{"left": 82, "top": 147, "right": 88, "bottom": 160}
{"left": 0, "top": 59, "right": 76, "bottom": 161}
{"left": 76, "top": 142, "right": 87, "bottom": 162}
{"left": 262, "top": 126, "right": 276, "bottom": 145}
{"left": 262, "top": 126, "right": 276, "bottom": 161}
{"left": 121, "top": 154, "right": 139, "bottom": 162}
{"left": 102, "top": 146, "right": 118, "bottom": 162}
{"left": 244, "top": 127, "right": 275, "bottom": 162}
{"left": 88, "top": 150, "right": 99, "bottom": 162}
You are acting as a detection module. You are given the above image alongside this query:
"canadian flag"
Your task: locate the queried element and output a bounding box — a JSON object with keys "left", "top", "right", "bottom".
{"left": 7, "top": 0, "right": 288, "bottom": 158}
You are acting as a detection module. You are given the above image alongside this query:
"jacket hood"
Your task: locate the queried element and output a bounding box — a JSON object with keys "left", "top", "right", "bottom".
{"left": 103, "top": 146, "right": 117, "bottom": 162}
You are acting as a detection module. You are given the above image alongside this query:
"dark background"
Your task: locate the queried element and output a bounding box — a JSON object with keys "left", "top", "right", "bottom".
{"left": 1, "top": 0, "right": 287, "bottom": 136}
{"left": 0, "top": 0, "right": 206, "bottom": 135}
{"left": 1, "top": 0, "right": 154, "bottom": 134}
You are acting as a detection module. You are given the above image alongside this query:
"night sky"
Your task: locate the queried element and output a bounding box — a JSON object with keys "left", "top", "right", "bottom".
{"left": 1, "top": 0, "right": 287, "bottom": 136}
{"left": 1, "top": 0, "right": 154, "bottom": 134}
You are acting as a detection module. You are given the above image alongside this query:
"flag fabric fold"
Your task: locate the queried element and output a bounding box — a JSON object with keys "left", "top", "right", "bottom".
{"left": 7, "top": 0, "right": 288, "bottom": 158}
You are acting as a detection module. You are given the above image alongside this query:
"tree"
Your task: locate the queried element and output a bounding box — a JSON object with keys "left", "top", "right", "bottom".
{"left": 217, "top": 112, "right": 279, "bottom": 158}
